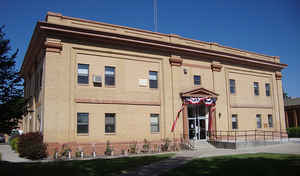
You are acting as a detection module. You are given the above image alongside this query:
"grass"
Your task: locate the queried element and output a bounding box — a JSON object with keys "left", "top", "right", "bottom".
{"left": 161, "top": 153, "right": 300, "bottom": 176}
{"left": 0, "top": 153, "right": 174, "bottom": 176}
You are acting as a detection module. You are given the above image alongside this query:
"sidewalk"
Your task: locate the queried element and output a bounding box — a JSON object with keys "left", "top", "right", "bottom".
{"left": 0, "top": 144, "right": 30, "bottom": 162}
{"left": 1, "top": 142, "right": 300, "bottom": 175}
{"left": 120, "top": 142, "right": 300, "bottom": 176}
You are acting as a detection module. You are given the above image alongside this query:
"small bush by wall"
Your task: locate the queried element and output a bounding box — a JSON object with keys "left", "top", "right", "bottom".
{"left": 18, "top": 132, "right": 48, "bottom": 160}
{"left": 10, "top": 137, "right": 19, "bottom": 152}
{"left": 8, "top": 134, "right": 19, "bottom": 146}
{"left": 287, "top": 127, "right": 300, "bottom": 138}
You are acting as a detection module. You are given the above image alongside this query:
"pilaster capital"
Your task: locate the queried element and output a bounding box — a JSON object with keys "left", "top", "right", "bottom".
{"left": 169, "top": 55, "right": 183, "bottom": 66}
{"left": 275, "top": 71, "right": 282, "bottom": 80}
{"left": 211, "top": 61, "right": 222, "bottom": 72}
{"left": 44, "top": 38, "right": 63, "bottom": 53}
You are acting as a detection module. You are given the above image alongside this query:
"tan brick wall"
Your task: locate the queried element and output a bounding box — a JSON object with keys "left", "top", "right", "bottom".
{"left": 21, "top": 13, "right": 287, "bottom": 147}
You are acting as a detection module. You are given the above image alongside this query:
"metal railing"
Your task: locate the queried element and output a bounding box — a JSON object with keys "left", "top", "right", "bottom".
{"left": 206, "top": 130, "right": 288, "bottom": 143}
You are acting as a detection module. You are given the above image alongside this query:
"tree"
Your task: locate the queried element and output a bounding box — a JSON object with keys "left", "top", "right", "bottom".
{"left": 0, "top": 26, "right": 26, "bottom": 134}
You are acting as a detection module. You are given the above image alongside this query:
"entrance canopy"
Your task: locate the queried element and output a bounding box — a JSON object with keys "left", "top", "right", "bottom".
{"left": 180, "top": 87, "right": 218, "bottom": 106}
{"left": 171, "top": 87, "right": 219, "bottom": 133}
{"left": 180, "top": 87, "right": 218, "bottom": 98}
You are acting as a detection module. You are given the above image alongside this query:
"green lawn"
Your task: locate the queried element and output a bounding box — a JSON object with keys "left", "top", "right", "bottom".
{"left": 0, "top": 153, "right": 174, "bottom": 176}
{"left": 161, "top": 153, "right": 300, "bottom": 176}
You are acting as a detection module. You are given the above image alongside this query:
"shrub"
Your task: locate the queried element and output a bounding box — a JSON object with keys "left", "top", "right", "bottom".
{"left": 10, "top": 137, "right": 19, "bottom": 152}
{"left": 170, "top": 142, "right": 178, "bottom": 151}
{"left": 287, "top": 127, "right": 300, "bottom": 138}
{"left": 104, "top": 140, "right": 113, "bottom": 156}
{"left": 8, "top": 134, "right": 19, "bottom": 146}
{"left": 60, "top": 144, "right": 72, "bottom": 159}
{"left": 161, "top": 138, "right": 171, "bottom": 152}
{"left": 129, "top": 141, "right": 137, "bottom": 154}
{"left": 18, "top": 132, "right": 47, "bottom": 160}
{"left": 141, "top": 139, "right": 150, "bottom": 153}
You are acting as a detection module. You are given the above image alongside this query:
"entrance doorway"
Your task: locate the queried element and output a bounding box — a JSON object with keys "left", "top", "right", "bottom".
{"left": 188, "top": 104, "right": 208, "bottom": 140}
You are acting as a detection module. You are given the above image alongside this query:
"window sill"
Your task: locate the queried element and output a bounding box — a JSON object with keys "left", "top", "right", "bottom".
{"left": 151, "top": 132, "right": 160, "bottom": 134}
{"left": 104, "top": 133, "right": 116, "bottom": 135}
{"left": 77, "top": 133, "right": 89, "bottom": 136}
{"left": 78, "top": 84, "right": 90, "bottom": 87}
{"left": 105, "top": 85, "right": 116, "bottom": 88}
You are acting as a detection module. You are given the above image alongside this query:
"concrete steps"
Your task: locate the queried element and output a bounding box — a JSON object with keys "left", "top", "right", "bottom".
{"left": 190, "top": 140, "right": 216, "bottom": 151}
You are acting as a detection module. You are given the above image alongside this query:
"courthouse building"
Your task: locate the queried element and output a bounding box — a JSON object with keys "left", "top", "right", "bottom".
{"left": 20, "top": 12, "right": 287, "bottom": 154}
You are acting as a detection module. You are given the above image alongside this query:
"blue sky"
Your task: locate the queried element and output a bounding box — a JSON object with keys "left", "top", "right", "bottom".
{"left": 1, "top": 0, "right": 299, "bottom": 97}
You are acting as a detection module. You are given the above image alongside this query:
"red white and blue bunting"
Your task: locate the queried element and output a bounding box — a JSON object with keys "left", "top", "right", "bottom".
{"left": 171, "top": 97, "right": 217, "bottom": 132}
{"left": 185, "top": 97, "right": 216, "bottom": 106}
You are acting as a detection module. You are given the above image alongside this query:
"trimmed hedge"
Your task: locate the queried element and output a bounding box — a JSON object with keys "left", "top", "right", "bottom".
{"left": 287, "top": 127, "right": 300, "bottom": 138}
{"left": 18, "top": 132, "right": 48, "bottom": 160}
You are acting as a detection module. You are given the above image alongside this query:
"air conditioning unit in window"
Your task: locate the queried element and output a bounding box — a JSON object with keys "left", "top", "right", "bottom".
{"left": 93, "top": 75, "right": 102, "bottom": 83}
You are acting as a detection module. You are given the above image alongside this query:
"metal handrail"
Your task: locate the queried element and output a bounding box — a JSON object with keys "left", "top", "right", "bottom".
{"left": 207, "top": 129, "right": 288, "bottom": 143}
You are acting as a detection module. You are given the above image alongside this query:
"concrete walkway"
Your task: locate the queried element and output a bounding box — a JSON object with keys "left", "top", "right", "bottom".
{"left": 0, "top": 144, "right": 30, "bottom": 162}
{"left": 1, "top": 142, "right": 300, "bottom": 175}
{"left": 120, "top": 142, "right": 300, "bottom": 176}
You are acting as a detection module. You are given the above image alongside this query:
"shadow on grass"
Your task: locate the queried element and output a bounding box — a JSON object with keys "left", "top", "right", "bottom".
{"left": 161, "top": 153, "right": 300, "bottom": 176}
{"left": 0, "top": 153, "right": 174, "bottom": 176}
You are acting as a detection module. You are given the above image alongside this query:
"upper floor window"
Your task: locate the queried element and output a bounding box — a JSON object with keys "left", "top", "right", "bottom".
{"left": 105, "top": 66, "right": 115, "bottom": 86}
{"left": 77, "top": 113, "right": 89, "bottom": 134}
{"left": 256, "top": 114, "right": 262, "bottom": 128}
{"left": 194, "top": 75, "right": 201, "bottom": 85}
{"left": 78, "top": 64, "right": 89, "bottom": 84}
{"left": 105, "top": 113, "right": 116, "bottom": 133}
{"left": 150, "top": 114, "right": 160, "bottom": 133}
{"left": 268, "top": 114, "right": 273, "bottom": 128}
{"left": 229, "top": 79, "right": 236, "bottom": 94}
{"left": 149, "top": 71, "right": 158, "bottom": 88}
{"left": 232, "top": 114, "right": 238, "bottom": 129}
{"left": 254, "top": 82, "right": 259, "bottom": 96}
{"left": 265, "top": 83, "right": 271, "bottom": 96}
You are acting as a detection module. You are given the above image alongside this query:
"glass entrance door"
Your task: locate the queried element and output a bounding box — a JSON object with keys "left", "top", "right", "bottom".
{"left": 199, "top": 119, "right": 206, "bottom": 140}
{"left": 188, "top": 104, "right": 208, "bottom": 140}
{"left": 188, "top": 119, "right": 196, "bottom": 140}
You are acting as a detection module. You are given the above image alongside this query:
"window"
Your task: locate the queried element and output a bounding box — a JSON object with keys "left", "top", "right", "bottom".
{"left": 150, "top": 114, "right": 159, "bottom": 132}
{"left": 194, "top": 75, "right": 201, "bottom": 85}
{"left": 105, "top": 113, "right": 115, "bottom": 133}
{"left": 268, "top": 114, "right": 273, "bottom": 128}
{"left": 149, "top": 71, "right": 158, "bottom": 88}
{"left": 229, "top": 79, "right": 236, "bottom": 94}
{"left": 265, "top": 83, "right": 271, "bottom": 96}
{"left": 77, "top": 113, "right": 89, "bottom": 134}
{"left": 105, "top": 66, "right": 115, "bottom": 86}
{"left": 256, "top": 114, "right": 262, "bottom": 128}
{"left": 254, "top": 82, "right": 259, "bottom": 96}
{"left": 232, "top": 114, "right": 238, "bottom": 129}
{"left": 78, "top": 64, "right": 89, "bottom": 84}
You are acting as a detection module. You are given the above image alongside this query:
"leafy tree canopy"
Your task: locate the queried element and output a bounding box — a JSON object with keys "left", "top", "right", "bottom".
{"left": 0, "top": 26, "right": 26, "bottom": 134}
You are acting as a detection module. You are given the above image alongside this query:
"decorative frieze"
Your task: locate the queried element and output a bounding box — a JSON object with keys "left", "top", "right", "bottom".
{"left": 211, "top": 61, "right": 222, "bottom": 72}
{"left": 169, "top": 55, "right": 183, "bottom": 66}
{"left": 44, "top": 39, "right": 63, "bottom": 53}
{"left": 275, "top": 71, "right": 282, "bottom": 80}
